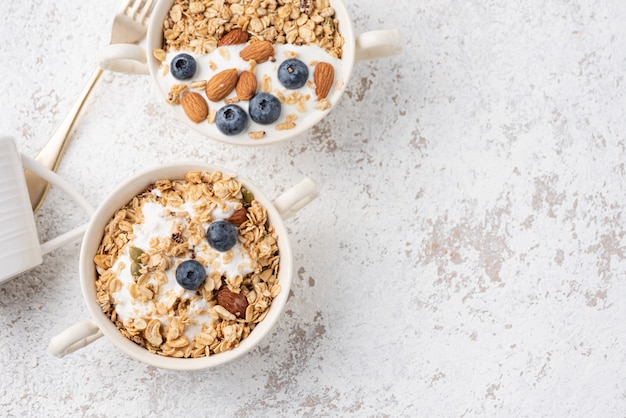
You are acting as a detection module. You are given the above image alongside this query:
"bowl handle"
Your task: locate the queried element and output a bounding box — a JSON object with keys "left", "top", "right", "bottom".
{"left": 98, "top": 44, "right": 150, "bottom": 75}
{"left": 49, "top": 320, "right": 103, "bottom": 358}
{"left": 355, "top": 29, "right": 404, "bottom": 61}
{"left": 272, "top": 178, "right": 320, "bottom": 220}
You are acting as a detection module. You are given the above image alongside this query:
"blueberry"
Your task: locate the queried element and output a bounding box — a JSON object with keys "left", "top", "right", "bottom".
{"left": 175, "top": 260, "right": 206, "bottom": 290}
{"left": 170, "top": 53, "right": 197, "bottom": 80}
{"left": 249, "top": 93, "right": 281, "bottom": 124}
{"left": 215, "top": 104, "right": 248, "bottom": 135}
{"left": 206, "top": 220, "right": 238, "bottom": 252}
{"left": 277, "top": 58, "right": 309, "bottom": 89}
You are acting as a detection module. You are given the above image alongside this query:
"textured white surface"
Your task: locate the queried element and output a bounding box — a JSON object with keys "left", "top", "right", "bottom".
{"left": 1, "top": 0, "right": 626, "bottom": 416}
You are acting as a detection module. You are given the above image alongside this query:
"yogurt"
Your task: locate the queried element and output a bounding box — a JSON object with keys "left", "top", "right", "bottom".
{"left": 155, "top": 43, "right": 345, "bottom": 141}
{"left": 110, "top": 200, "right": 254, "bottom": 337}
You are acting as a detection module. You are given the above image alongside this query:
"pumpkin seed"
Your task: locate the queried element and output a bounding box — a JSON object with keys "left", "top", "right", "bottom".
{"left": 131, "top": 262, "right": 142, "bottom": 278}
{"left": 129, "top": 246, "right": 145, "bottom": 263}
{"left": 242, "top": 188, "right": 254, "bottom": 203}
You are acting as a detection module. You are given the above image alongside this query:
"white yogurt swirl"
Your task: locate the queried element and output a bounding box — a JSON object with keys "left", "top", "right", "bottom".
{"left": 111, "top": 195, "right": 255, "bottom": 338}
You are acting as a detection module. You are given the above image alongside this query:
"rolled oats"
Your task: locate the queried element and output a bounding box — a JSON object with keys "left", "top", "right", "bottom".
{"left": 190, "top": 80, "right": 207, "bottom": 90}
{"left": 153, "top": 48, "right": 167, "bottom": 62}
{"left": 314, "top": 97, "right": 331, "bottom": 110}
{"left": 207, "top": 108, "right": 217, "bottom": 123}
{"left": 224, "top": 96, "right": 241, "bottom": 104}
{"left": 248, "top": 130, "right": 266, "bottom": 139}
{"left": 261, "top": 74, "right": 272, "bottom": 93}
{"left": 275, "top": 121, "right": 296, "bottom": 130}
{"left": 167, "top": 83, "right": 189, "bottom": 105}
{"left": 217, "top": 47, "right": 231, "bottom": 60}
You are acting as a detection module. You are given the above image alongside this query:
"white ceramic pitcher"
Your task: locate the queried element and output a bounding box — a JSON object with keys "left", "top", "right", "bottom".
{"left": 0, "top": 136, "right": 94, "bottom": 283}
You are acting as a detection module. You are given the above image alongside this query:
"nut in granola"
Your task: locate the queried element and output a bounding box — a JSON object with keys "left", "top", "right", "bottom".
{"left": 239, "top": 41, "right": 275, "bottom": 64}
{"left": 181, "top": 92, "right": 209, "bottom": 123}
{"left": 205, "top": 68, "right": 239, "bottom": 102}
{"left": 235, "top": 70, "right": 257, "bottom": 101}
{"left": 218, "top": 28, "right": 249, "bottom": 47}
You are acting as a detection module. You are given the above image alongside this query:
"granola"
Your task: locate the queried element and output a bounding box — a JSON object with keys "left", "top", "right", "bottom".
{"left": 162, "top": 0, "right": 343, "bottom": 58}
{"left": 94, "top": 170, "right": 280, "bottom": 358}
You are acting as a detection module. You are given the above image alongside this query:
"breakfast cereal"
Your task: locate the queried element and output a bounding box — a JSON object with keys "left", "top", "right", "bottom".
{"left": 152, "top": 0, "right": 346, "bottom": 140}
{"left": 93, "top": 170, "right": 280, "bottom": 358}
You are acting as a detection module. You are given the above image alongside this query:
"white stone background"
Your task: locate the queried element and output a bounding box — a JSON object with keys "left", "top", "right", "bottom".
{"left": 1, "top": 0, "right": 626, "bottom": 416}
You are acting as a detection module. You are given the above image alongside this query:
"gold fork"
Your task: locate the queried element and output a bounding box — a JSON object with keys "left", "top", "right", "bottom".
{"left": 25, "top": 0, "right": 155, "bottom": 212}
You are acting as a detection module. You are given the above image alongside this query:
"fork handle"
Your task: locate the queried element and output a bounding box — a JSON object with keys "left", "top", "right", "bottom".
{"left": 25, "top": 66, "right": 104, "bottom": 212}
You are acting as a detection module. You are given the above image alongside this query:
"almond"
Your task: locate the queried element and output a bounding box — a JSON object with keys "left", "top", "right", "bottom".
{"left": 180, "top": 92, "right": 208, "bottom": 123}
{"left": 205, "top": 68, "right": 239, "bottom": 102}
{"left": 218, "top": 28, "right": 249, "bottom": 46}
{"left": 236, "top": 71, "right": 257, "bottom": 100}
{"left": 226, "top": 208, "right": 248, "bottom": 225}
{"left": 217, "top": 286, "right": 249, "bottom": 318}
{"left": 314, "top": 62, "right": 334, "bottom": 99}
{"left": 239, "top": 40, "right": 274, "bottom": 64}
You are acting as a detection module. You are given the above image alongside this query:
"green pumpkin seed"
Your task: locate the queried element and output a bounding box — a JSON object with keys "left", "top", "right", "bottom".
{"left": 242, "top": 188, "right": 254, "bottom": 203}
{"left": 130, "top": 262, "right": 142, "bottom": 278}
{"left": 129, "top": 246, "right": 145, "bottom": 264}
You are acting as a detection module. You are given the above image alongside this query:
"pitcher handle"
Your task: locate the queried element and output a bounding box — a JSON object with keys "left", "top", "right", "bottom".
{"left": 20, "top": 153, "right": 95, "bottom": 255}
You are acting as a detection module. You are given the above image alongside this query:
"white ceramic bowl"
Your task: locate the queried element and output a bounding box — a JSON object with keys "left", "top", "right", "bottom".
{"left": 49, "top": 162, "right": 319, "bottom": 370}
{"left": 98, "top": 0, "right": 403, "bottom": 145}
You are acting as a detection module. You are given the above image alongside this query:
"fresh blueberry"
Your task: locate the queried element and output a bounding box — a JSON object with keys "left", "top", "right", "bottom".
{"left": 206, "top": 220, "right": 238, "bottom": 252}
{"left": 175, "top": 260, "right": 206, "bottom": 290}
{"left": 249, "top": 93, "right": 281, "bottom": 124}
{"left": 215, "top": 104, "right": 248, "bottom": 135}
{"left": 170, "top": 53, "right": 197, "bottom": 80}
{"left": 277, "top": 58, "right": 309, "bottom": 89}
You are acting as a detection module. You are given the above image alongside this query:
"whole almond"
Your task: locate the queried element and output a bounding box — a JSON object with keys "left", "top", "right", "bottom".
{"left": 226, "top": 207, "right": 248, "bottom": 225}
{"left": 314, "top": 62, "right": 334, "bottom": 99}
{"left": 181, "top": 92, "right": 209, "bottom": 123}
{"left": 239, "top": 41, "right": 274, "bottom": 64}
{"left": 205, "top": 68, "right": 239, "bottom": 102}
{"left": 217, "top": 286, "right": 248, "bottom": 318}
{"left": 236, "top": 71, "right": 257, "bottom": 101}
{"left": 218, "top": 28, "right": 249, "bottom": 47}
